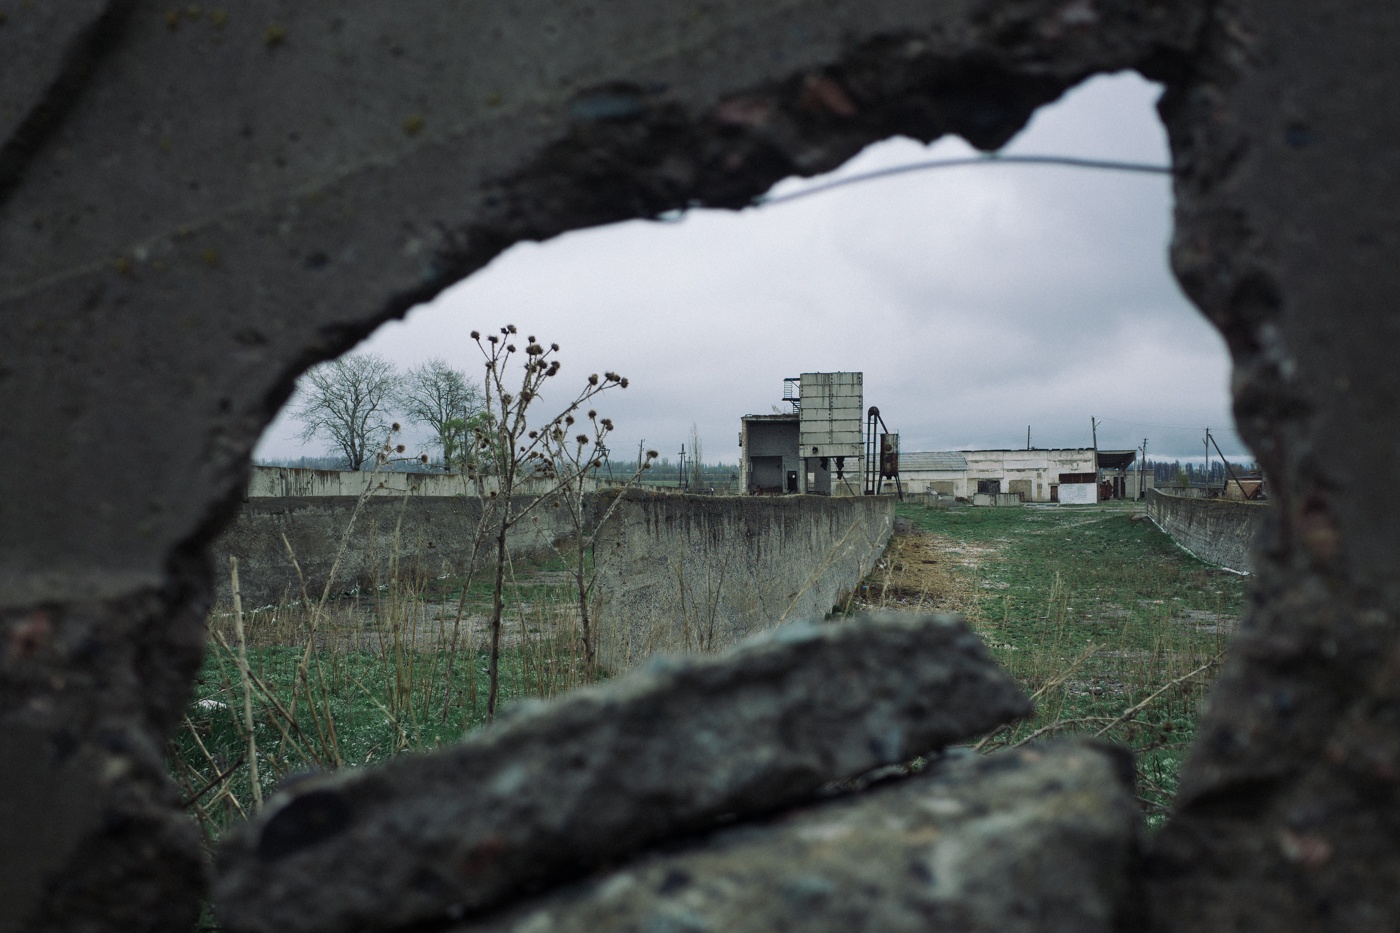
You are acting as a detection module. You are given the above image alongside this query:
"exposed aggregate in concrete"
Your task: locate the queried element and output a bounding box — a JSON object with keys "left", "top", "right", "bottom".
{"left": 213, "top": 612, "right": 1030, "bottom": 933}
{"left": 456, "top": 740, "right": 1144, "bottom": 933}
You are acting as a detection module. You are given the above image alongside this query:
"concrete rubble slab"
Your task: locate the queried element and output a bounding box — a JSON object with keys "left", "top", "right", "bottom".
{"left": 454, "top": 740, "right": 1143, "bottom": 933}
{"left": 213, "top": 612, "right": 1031, "bottom": 933}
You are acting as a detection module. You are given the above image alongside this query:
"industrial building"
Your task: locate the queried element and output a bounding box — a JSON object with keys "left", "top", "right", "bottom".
{"left": 739, "top": 372, "right": 1146, "bottom": 503}
{"left": 900, "top": 447, "right": 1145, "bottom": 503}
{"left": 739, "top": 373, "right": 870, "bottom": 496}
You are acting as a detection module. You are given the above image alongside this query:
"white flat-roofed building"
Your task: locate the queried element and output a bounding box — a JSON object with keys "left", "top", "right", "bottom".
{"left": 900, "top": 448, "right": 1120, "bottom": 503}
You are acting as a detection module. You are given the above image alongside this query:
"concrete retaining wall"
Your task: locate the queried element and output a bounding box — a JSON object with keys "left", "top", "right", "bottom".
{"left": 1147, "top": 489, "right": 1268, "bottom": 574}
{"left": 246, "top": 465, "right": 592, "bottom": 499}
{"left": 210, "top": 495, "right": 573, "bottom": 608}
{"left": 590, "top": 493, "right": 895, "bottom": 671}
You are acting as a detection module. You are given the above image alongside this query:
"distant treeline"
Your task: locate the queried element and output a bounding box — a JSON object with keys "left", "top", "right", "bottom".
{"left": 1143, "top": 459, "right": 1259, "bottom": 486}
{"left": 255, "top": 455, "right": 440, "bottom": 474}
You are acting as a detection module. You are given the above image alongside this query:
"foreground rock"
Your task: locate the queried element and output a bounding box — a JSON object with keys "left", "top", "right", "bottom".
{"left": 214, "top": 613, "right": 1030, "bottom": 933}
{"left": 459, "top": 740, "right": 1143, "bottom": 933}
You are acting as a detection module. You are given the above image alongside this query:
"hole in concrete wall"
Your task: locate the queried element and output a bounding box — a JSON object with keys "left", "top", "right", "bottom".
{"left": 253, "top": 72, "right": 1250, "bottom": 473}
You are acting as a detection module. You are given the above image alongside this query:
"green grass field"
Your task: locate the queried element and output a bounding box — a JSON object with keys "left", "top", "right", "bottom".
{"left": 170, "top": 549, "right": 596, "bottom": 841}
{"left": 170, "top": 499, "right": 1245, "bottom": 846}
{"left": 890, "top": 500, "right": 1245, "bottom": 825}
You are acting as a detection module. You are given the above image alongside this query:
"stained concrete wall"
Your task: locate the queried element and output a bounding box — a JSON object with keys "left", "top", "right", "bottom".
{"left": 591, "top": 492, "right": 894, "bottom": 671}
{"left": 209, "top": 494, "right": 574, "bottom": 608}
{"left": 245, "top": 465, "right": 590, "bottom": 499}
{"left": 1148, "top": 489, "right": 1266, "bottom": 574}
{"left": 6, "top": 2, "right": 1400, "bottom": 932}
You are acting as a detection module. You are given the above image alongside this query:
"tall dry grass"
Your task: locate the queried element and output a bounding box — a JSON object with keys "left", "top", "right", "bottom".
{"left": 859, "top": 502, "right": 1242, "bottom": 827}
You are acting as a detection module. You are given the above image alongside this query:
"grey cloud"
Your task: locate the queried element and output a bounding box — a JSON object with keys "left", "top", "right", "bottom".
{"left": 256, "top": 72, "right": 1247, "bottom": 468}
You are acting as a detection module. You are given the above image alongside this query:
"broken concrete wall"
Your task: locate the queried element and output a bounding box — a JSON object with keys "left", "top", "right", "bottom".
{"left": 5, "top": 1, "right": 1400, "bottom": 931}
{"left": 1147, "top": 488, "right": 1265, "bottom": 574}
{"left": 212, "top": 613, "right": 1035, "bottom": 933}
{"left": 590, "top": 492, "right": 893, "bottom": 671}
{"left": 208, "top": 494, "right": 575, "bottom": 608}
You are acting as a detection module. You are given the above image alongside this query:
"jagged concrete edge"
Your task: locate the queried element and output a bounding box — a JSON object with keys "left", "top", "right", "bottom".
{"left": 213, "top": 612, "right": 1031, "bottom": 932}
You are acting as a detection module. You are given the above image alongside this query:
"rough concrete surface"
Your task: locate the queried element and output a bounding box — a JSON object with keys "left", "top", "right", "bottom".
{"left": 213, "top": 613, "right": 1030, "bottom": 933}
{"left": 5, "top": 0, "right": 1400, "bottom": 930}
{"left": 591, "top": 491, "right": 894, "bottom": 670}
{"left": 455, "top": 740, "right": 1143, "bottom": 933}
{"left": 209, "top": 493, "right": 574, "bottom": 607}
{"left": 1147, "top": 488, "right": 1266, "bottom": 574}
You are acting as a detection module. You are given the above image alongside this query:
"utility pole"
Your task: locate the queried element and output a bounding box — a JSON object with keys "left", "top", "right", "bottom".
{"left": 1204, "top": 427, "right": 1210, "bottom": 494}
{"left": 1139, "top": 437, "right": 1148, "bottom": 500}
{"left": 1206, "top": 430, "right": 1247, "bottom": 499}
{"left": 678, "top": 443, "right": 687, "bottom": 489}
{"left": 637, "top": 439, "right": 645, "bottom": 474}
{"left": 596, "top": 442, "right": 613, "bottom": 480}
{"left": 1027, "top": 425, "right": 1031, "bottom": 450}
{"left": 1090, "top": 416, "right": 1100, "bottom": 489}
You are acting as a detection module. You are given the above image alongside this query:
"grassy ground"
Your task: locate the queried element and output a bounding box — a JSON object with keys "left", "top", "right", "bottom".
{"left": 170, "top": 550, "right": 596, "bottom": 842}
{"left": 170, "top": 498, "right": 1243, "bottom": 848}
{"left": 874, "top": 500, "right": 1245, "bottom": 826}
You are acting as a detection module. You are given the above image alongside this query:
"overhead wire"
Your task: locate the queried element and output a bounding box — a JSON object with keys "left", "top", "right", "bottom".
{"left": 754, "top": 153, "right": 1172, "bottom": 208}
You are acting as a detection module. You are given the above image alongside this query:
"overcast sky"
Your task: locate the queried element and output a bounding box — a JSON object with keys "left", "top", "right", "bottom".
{"left": 256, "top": 71, "right": 1251, "bottom": 468}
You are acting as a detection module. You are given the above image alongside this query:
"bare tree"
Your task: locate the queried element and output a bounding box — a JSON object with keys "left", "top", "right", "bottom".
{"left": 397, "top": 358, "right": 484, "bottom": 470}
{"left": 293, "top": 353, "right": 402, "bottom": 470}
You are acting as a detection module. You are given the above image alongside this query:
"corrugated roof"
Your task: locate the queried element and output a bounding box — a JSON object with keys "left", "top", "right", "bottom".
{"left": 901, "top": 451, "right": 968, "bottom": 471}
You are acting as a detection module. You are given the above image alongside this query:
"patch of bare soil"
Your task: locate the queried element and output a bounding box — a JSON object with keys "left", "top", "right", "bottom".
{"left": 853, "top": 529, "right": 994, "bottom": 616}
{"left": 1176, "top": 608, "right": 1237, "bottom": 636}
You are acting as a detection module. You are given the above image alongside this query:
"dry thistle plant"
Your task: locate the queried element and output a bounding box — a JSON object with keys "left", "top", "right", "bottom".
{"left": 536, "top": 403, "right": 658, "bottom": 667}
{"left": 469, "top": 326, "right": 641, "bottom": 721}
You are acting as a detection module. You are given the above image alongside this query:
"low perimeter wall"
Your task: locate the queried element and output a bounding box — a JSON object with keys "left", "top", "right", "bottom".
{"left": 211, "top": 490, "right": 896, "bottom": 673}
{"left": 590, "top": 493, "right": 896, "bottom": 671}
{"left": 1147, "top": 488, "right": 1268, "bottom": 574}
{"left": 246, "top": 465, "right": 593, "bottom": 498}
{"left": 210, "top": 494, "right": 572, "bottom": 607}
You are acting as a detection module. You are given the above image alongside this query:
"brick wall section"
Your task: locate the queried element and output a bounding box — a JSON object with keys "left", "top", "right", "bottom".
{"left": 1147, "top": 489, "right": 1268, "bottom": 574}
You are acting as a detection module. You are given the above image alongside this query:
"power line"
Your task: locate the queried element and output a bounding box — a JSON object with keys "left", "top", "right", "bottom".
{"left": 755, "top": 153, "right": 1172, "bottom": 208}
{"left": 1098, "top": 416, "right": 1244, "bottom": 435}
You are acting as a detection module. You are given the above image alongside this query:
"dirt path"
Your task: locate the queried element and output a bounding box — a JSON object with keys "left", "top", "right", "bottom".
{"left": 851, "top": 528, "right": 995, "bottom": 617}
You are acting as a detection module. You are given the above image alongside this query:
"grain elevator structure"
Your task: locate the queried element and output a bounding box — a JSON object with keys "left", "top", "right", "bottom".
{"left": 739, "top": 372, "right": 876, "bottom": 496}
